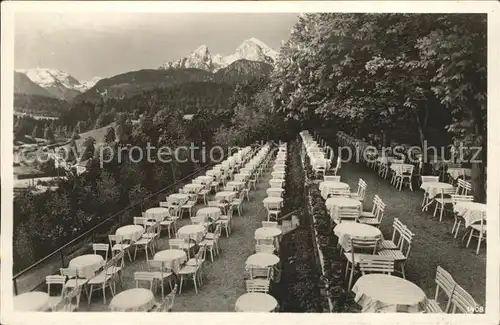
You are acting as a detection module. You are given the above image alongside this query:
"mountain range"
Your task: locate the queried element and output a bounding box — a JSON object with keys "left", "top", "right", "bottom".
{"left": 14, "top": 38, "right": 278, "bottom": 103}
{"left": 159, "top": 38, "right": 278, "bottom": 72}
{"left": 14, "top": 68, "right": 102, "bottom": 100}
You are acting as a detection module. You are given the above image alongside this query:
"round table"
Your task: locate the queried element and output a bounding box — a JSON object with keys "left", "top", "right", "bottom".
{"left": 197, "top": 176, "right": 213, "bottom": 183}
{"left": 273, "top": 165, "right": 286, "bottom": 172}
{"left": 14, "top": 292, "right": 49, "bottom": 311}
{"left": 420, "top": 182, "right": 454, "bottom": 199}
{"left": 227, "top": 181, "right": 245, "bottom": 190}
{"left": 269, "top": 179, "right": 285, "bottom": 188}
{"left": 263, "top": 197, "right": 284, "bottom": 204}
{"left": 184, "top": 183, "right": 203, "bottom": 192}
{"left": 271, "top": 171, "right": 285, "bottom": 179}
{"left": 196, "top": 207, "right": 222, "bottom": 221}
{"left": 334, "top": 222, "right": 382, "bottom": 252}
{"left": 255, "top": 227, "right": 282, "bottom": 239}
{"left": 215, "top": 191, "right": 237, "bottom": 201}
{"left": 447, "top": 168, "right": 472, "bottom": 180}
{"left": 235, "top": 293, "right": 278, "bottom": 312}
{"left": 246, "top": 253, "right": 280, "bottom": 268}
{"left": 352, "top": 274, "right": 427, "bottom": 313}
{"left": 325, "top": 197, "right": 362, "bottom": 218}
{"left": 154, "top": 249, "right": 187, "bottom": 273}
{"left": 177, "top": 225, "right": 206, "bottom": 244}
{"left": 266, "top": 188, "right": 284, "bottom": 197}
{"left": 234, "top": 174, "right": 249, "bottom": 182}
{"left": 206, "top": 170, "right": 222, "bottom": 178}
{"left": 319, "top": 181, "right": 350, "bottom": 198}
{"left": 168, "top": 193, "right": 190, "bottom": 204}
{"left": 68, "top": 254, "right": 104, "bottom": 279}
{"left": 454, "top": 202, "right": 487, "bottom": 227}
{"left": 116, "top": 225, "right": 145, "bottom": 242}
{"left": 109, "top": 288, "right": 156, "bottom": 312}
{"left": 144, "top": 207, "right": 169, "bottom": 221}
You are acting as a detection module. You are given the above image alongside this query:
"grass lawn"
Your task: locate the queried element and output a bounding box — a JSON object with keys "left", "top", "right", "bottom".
{"left": 79, "top": 168, "right": 278, "bottom": 312}
{"left": 337, "top": 161, "right": 486, "bottom": 307}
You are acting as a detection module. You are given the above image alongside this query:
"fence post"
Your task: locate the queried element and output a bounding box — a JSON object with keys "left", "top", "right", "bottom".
{"left": 60, "top": 249, "right": 65, "bottom": 268}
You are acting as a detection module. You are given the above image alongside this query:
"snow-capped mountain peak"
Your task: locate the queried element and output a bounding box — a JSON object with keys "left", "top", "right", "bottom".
{"left": 159, "top": 37, "right": 278, "bottom": 72}
{"left": 15, "top": 68, "right": 102, "bottom": 99}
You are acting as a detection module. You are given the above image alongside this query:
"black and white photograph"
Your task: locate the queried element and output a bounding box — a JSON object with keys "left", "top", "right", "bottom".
{"left": 1, "top": 1, "right": 499, "bottom": 323}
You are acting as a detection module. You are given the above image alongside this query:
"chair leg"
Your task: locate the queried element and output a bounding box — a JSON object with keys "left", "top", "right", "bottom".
{"left": 439, "top": 204, "right": 445, "bottom": 222}
{"left": 400, "top": 262, "right": 406, "bottom": 279}
{"left": 179, "top": 275, "right": 184, "bottom": 294}
{"left": 466, "top": 229, "right": 474, "bottom": 248}
{"left": 348, "top": 265, "right": 355, "bottom": 290}
{"left": 454, "top": 221, "right": 461, "bottom": 238}
{"left": 193, "top": 274, "right": 199, "bottom": 294}
{"left": 87, "top": 285, "right": 93, "bottom": 305}
{"left": 102, "top": 284, "right": 106, "bottom": 304}
{"left": 476, "top": 232, "right": 483, "bottom": 255}
{"left": 433, "top": 202, "right": 439, "bottom": 217}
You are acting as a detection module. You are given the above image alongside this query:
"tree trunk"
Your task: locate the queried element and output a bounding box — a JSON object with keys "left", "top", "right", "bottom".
{"left": 471, "top": 106, "right": 486, "bottom": 203}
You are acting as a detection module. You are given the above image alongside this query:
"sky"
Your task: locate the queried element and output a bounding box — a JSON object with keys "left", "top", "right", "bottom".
{"left": 14, "top": 13, "right": 299, "bottom": 81}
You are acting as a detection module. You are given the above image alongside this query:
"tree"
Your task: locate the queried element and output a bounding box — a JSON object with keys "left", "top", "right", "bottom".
{"left": 80, "top": 137, "right": 96, "bottom": 161}
{"left": 32, "top": 125, "right": 41, "bottom": 139}
{"left": 44, "top": 126, "right": 55, "bottom": 144}
{"left": 105, "top": 126, "right": 116, "bottom": 143}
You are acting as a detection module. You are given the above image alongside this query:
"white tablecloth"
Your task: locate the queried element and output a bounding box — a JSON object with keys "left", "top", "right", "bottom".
{"left": 206, "top": 170, "right": 222, "bottom": 178}
{"left": 235, "top": 293, "right": 278, "bottom": 312}
{"left": 144, "top": 207, "right": 169, "bottom": 221}
{"left": 246, "top": 253, "right": 280, "bottom": 268}
{"left": 320, "top": 182, "right": 350, "bottom": 199}
{"left": 352, "top": 274, "right": 427, "bottom": 313}
{"left": 14, "top": 292, "right": 49, "bottom": 311}
{"left": 454, "top": 202, "right": 487, "bottom": 227}
{"left": 69, "top": 254, "right": 104, "bottom": 279}
{"left": 447, "top": 168, "right": 472, "bottom": 180}
{"left": 227, "top": 181, "right": 245, "bottom": 190}
{"left": 420, "top": 182, "right": 454, "bottom": 199}
{"left": 184, "top": 183, "right": 203, "bottom": 192}
{"left": 109, "top": 288, "right": 156, "bottom": 312}
{"left": 269, "top": 179, "right": 284, "bottom": 188}
{"left": 215, "top": 191, "right": 237, "bottom": 201}
{"left": 116, "top": 225, "right": 145, "bottom": 242}
{"left": 177, "top": 225, "right": 206, "bottom": 244}
{"left": 325, "top": 197, "right": 362, "bottom": 219}
{"left": 234, "top": 174, "right": 249, "bottom": 182}
{"left": 334, "top": 223, "right": 382, "bottom": 251}
{"left": 167, "top": 193, "right": 190, "bottom": 204}
{"left": 196, "top": 176, "right": 213, "bottom": 183}
{"left": 271, "top": 171, "right": 285, "bottom": 179}
{"left": 255, "top": 227, "right": 282, "bottom": 239}
{"left": 196, "top": 207, "right": 221, "bottom": 221}
{"left": 266, "top": 188, "right": 284, "bottom": 197}
{"left": 154, "top": 249, "right": 187, "bottom": 273}
{"left": 273, "top": 165, "right": 286, "bottom": 172}
{"left": 263, "top": 197, "right": 284, "bottom": 205}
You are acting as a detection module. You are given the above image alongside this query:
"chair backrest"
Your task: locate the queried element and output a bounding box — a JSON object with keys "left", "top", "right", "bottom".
{"left": 213, "top": 224, "right": 222, "bottom": 240}
{"left": 108, "top": 234, "right": 126, "bottom": 247}
{"left": 402, "top": 164, "right": 414, "bottom": 175}
{"left": 398, "top": 227, "right": 415, "bottom": 257}
{"left": 440, "top": 187, "right": 457, "bottom": 198}
{"left": 134, "top": 272, "right": 155, "bottom": 290}
{"left": 269, "top": 179, "right": 284, "bottom": 188}
{"left": 255, "top": 244, "right": 275, "bottom": 254}
{"left": 169, "top": 238, "right": 187, "bottom": 250}
{"left": 249, "top": 266, "right": 272, "bottom": 280}
{"left": 328, "top": 188, "right": 350, "bottom": 197}
{"left": 268, "top": 191, "right": 282, "bottom": 198}
{"left": 335, "top": 205, "right": 360, "bottom": 223}
{"left": 245, "top": 279, "right": 270, "bottom": 293}
{"left": 390, "top": 218, "right": 405, "bottom": 244}
{"left": 148, "top": 260, "right": 171, "bottom": 275}
{"left": 262, "top": 221, "right": 278, "bottom": 228}
{"left": 190, "top": 216, "right": 205, "bottom": 225}
{"left": 134, "top": 217, "right": 147, "bottom": 226}
{"left": 450, "top": 195, "right": 474, "bottom": 206}
{"left": 256, "top": 238, "right": 274, "bottom": 246}
{"left": 92, "top": 243, "right": 109, "bottom": 261}
{"left": 265, "top": 201, "right": 282, "bottom": 210}
{"left": 450, "top": 284, "right": 479, "bottom": 313}
{"left": 324, "top": 175, "right": 341, "bottom": 182}
{"left": 207, "top": 199, "right": 222, "bottom": 208}
{"left": 156, "top": 284, "right": 178, "bottom": 312}
{"left": 350, "top": 237, "right": 379, "bottom": 257}
{"left": 421, "top": 176, "right": 439, "bottom": 184}
{"left": 457, "top": 179, "right": 472, "bottom": 195}
{"left": 46, "top": 275, "right": 67, "bottom": 297}
{"left": 358, "top": 256, "right": 395, "bottom": 275}
{"left": 435, "top": 265, "right": 456, "bottom": 312}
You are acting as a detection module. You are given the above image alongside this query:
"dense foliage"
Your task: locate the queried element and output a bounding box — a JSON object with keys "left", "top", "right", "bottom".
{"left": 272, "top": 13, "right": 487, "bottom": 201}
